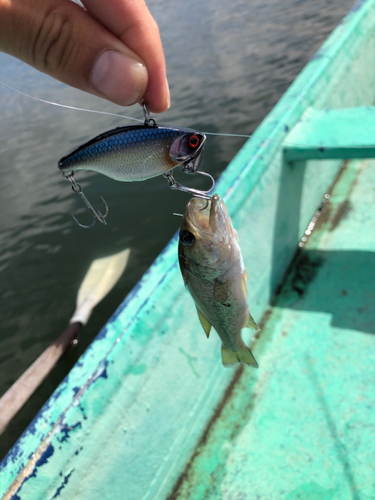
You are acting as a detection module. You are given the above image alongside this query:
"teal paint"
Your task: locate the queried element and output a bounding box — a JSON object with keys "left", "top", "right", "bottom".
{"left": 2, "top": 0, "right": 375, "bottom": 498}
{"left": 285, "top": 483, "right": 337, "bottom": 500}
{"left": 284, "top": 107, "right": 375, "bottom": 160}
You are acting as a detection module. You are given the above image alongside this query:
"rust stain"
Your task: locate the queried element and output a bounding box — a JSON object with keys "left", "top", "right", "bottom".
{"left": 305, "top": 161, "right": 351, "bottom": 237}
{"left": 330, "top": 199, "right": 351, "bottom": 231}
{"left": 257, "top": 308, "right": 272, "bottom": 330}
{"left": 167, "top": 364, "right": 245, "bottom": 500}
{"left": 313, "top": 198, "right": 332, "bottom": 232}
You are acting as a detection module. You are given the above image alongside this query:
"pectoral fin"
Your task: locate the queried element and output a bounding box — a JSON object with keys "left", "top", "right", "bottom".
{"left": 196, "top": 307, "right": 212, "bottom": 338}
{"left": 241, "top": 274, "right": 248, "bottom": 295}
{"left": 213, "top": 280, "right": 228, "bottom": 303}
{"left": 246, "top": 312, "right": 259, "bottom": 330}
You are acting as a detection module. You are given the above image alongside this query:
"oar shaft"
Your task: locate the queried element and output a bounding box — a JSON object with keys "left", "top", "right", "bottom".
{"left": 0, "top": 322, "right": 82, "bottom": 436}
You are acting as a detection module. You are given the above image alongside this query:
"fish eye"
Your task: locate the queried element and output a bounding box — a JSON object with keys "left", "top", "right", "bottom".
{"left": 180, "top": 230, "right": 195, "bottom": 246}
{"left": 189, "top": 135, "right": 200, "bottom": 148}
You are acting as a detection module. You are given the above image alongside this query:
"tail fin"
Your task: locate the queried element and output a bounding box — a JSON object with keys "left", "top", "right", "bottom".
{"left": 221, "top": 345, "right": 258, "bottom": 368}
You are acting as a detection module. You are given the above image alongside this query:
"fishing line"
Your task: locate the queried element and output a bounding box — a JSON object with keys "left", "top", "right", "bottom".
{"left": 0, "top": 80, "right": 144, "bottom": 122}
{"left": 0, "top": 79, "right": 365, "bottom": 150}
{"left": 0, "top": 80, "right": 260, "bottom": 139}
{"left": 0, "top": 79, "right": 309, "bottom": 147}
{"left": 203, "top": 131, "right": 252, "bottom": 138}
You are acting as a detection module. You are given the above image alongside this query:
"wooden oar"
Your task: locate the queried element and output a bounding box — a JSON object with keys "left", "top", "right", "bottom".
{"left": 0, "top": 248, "right": 131, "bottom": 436}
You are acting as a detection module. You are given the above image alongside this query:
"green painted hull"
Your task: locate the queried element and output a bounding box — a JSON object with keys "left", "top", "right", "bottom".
{"left": 2, "top": 0, "right": 375, "bottom": 498}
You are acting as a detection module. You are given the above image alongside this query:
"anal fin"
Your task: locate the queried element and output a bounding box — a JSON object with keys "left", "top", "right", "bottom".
{"left": 196, "top": 307, "right": 212, "bottom": 338}
{"left": 246, "top": 312, "right": 259, "bottom": 330}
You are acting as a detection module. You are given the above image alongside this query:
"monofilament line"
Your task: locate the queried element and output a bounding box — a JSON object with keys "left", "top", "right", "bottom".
{"left": 0, "top": 80, "right": 144, "bottom": 122}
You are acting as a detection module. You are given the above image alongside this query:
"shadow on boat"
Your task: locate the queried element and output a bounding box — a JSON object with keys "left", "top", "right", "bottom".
{"left": 271, "top": 157, "right": 375, "bottom": 335}
{"left": 275, "top": 248, "right": 375, "bottom": 335}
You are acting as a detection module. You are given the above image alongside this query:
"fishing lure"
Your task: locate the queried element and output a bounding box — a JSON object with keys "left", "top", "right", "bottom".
{"left": 59, "top": 102, "right": 215, "bottom": 228}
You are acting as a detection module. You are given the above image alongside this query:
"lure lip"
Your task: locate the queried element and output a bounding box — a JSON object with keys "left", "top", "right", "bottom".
{"left": 181, "top": 147, "right": 206, "bottom": 174}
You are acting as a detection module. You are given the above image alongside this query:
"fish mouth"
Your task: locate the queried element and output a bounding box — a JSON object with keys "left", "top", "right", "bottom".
{"left": 208, "top": 194, "right": 221, "bottom": 232}
{"left": 186, "top": 194, "right": 222, "bottom": 234}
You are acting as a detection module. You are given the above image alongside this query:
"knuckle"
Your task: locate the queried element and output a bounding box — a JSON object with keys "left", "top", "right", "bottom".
{"left": 33, "top": 6, "right": 75, "bottom": 73}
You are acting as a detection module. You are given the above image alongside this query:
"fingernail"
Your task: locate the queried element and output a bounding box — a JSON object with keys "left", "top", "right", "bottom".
{"left": 91, "top": 50, "right": 147, "bottom": 105}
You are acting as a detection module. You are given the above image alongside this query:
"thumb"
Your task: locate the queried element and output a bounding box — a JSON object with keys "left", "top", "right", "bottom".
{"left": 0, "top": 0, "right": 153, "bottom": 108}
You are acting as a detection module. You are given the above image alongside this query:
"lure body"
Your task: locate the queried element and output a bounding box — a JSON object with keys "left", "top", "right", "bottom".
{"left": 58, "top": 124, "right": 206, "bottom": 182}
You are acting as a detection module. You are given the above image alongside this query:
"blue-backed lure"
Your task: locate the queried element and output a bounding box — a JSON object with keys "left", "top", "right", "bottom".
{"left": 59, "top": 124, "right": 206, "bottom": 180}
{"left": 59, "top": 102, "right": 214, "bottom": 228}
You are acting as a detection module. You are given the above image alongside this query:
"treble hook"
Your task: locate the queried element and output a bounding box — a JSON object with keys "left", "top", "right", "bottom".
{"left": 63, "top": 172, "right": 108, "bottom": 229}
{"left": 163, "top": 170, "right": 215, "bottom": 200}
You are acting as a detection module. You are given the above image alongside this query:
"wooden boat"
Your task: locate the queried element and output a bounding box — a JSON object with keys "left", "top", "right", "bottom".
{"left": 2, "top": 0, "right": 375, "bottom": 497}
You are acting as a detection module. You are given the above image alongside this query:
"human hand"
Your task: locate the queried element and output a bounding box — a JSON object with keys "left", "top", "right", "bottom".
{"left": 0, "top": 0, "right": 170, "bottom": 113}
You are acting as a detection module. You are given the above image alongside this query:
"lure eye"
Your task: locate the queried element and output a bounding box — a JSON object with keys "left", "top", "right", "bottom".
{"left": 189, "top": 135, "right": 200, "bottom": 148}
{"left": 180, "top": 230, "right": 195, "bottom": 246}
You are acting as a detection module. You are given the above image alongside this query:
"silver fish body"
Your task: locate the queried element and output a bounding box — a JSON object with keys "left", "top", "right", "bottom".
{"left": 178, "top": 194, "right": 258, "bottom": 368}
{"left": 58, "top": 124, "right": 206, "bottom": 182}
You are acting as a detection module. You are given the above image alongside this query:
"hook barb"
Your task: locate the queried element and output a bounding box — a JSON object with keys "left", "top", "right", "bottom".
{"left": 163, "top": 170, "right": 215, "bottom": 200}
{"left": 63, "top": 172, "right": 108, "bottom": 229}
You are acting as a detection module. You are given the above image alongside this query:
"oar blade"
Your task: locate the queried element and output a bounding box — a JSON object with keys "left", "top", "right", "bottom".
{"left": 0, "top": 248, "right": 131, "bottom": 435}
{"left": 71, "top": 248, "right": 131, "bottom": 325}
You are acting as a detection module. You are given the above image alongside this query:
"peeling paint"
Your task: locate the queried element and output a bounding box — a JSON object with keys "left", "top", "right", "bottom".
{"left": 57, "top": 423, "right": 82, "bottom": 445}
{"left": 51, "top": 469, "right": 75, "bottom": 499}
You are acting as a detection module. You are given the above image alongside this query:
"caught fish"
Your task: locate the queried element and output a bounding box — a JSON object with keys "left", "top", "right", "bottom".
{"left": 58, "top": 124, "right": 206, "bottom": 181}
{"left": 178, "top": 194, "right": 259, "bottom": 368}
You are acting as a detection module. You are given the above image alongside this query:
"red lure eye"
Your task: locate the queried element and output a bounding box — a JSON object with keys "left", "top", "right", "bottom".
{"left": 189, "top": 135, "right": 200, "bottom": 148}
